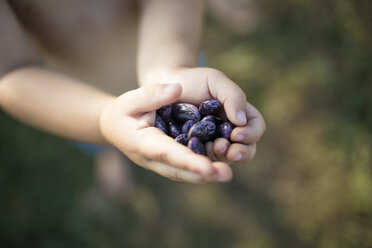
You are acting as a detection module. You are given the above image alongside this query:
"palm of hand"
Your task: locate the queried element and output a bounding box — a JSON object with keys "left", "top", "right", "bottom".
{"left": 100, "top": 68, "right": 265, "bottom": 183}
{"left": 100, "top": 83, "right": 233, "bottom": 183}
{"left": 163, "top": 67, "right": 266, "bottom": 164}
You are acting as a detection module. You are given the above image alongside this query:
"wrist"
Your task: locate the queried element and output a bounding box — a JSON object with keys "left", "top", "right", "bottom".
{"left": 98, "top": 97, "right": 116, "bottom": 146}
{"left": 138, "top": 66, "right": 190, "bottom": 86}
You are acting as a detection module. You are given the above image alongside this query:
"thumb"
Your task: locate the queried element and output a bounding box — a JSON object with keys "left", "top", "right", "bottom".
{"left": 120, "top": 83, "right": 182, "bottom": 115}
{"left": 222, "top": 86, "right": 247, "bottom": 126}
{"left": 208, "top": 74, "right": 247, "bottom": 126}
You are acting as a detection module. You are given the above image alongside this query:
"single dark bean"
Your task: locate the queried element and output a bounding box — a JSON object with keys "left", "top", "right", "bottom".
{"left": 155, "top": 114, "right": 168, "bottom": 135}
{"left": 156, "top": 104, "right": 172, "bottom": 122}
{"left": 168, "top": 122, "right": 182, "bottom": 138}
{"left": 216, "top": 121, "right": 234, "bottom": 140}
{"left": 201, "top": 115, "right": 223, "bottom": 125}
{"left": 182, "top": 120, "right": 195, "bottom": 134}
{"left": 188, "top": 120, "right": 216, "bottom": 142}
{"left": 172, "top": 103, "right": 201, "bottom": 123}
{"left": 175, "top": 134, "right": 188, "bottom": 146}
{"left": 187, "top": 137, "right": 206, "bottom": 155}
{"left": 199, "top": 99, "right": 222, "bottom": 117}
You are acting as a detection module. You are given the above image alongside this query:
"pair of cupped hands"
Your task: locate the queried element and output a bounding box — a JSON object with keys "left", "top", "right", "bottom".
{"left": 100, "top": 67, "right": 266, "bottom": 183}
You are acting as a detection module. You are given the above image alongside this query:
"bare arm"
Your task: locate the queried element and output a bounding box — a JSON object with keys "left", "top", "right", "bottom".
{"left": 136, "top": 0, "right": 266, "bottom": 165}
{"left": 0, "top": 1, "right": 230, "bottom": 182}
{"left": 137, "top": 0, "right": 204, "bottom": 84}
{"left": 0, "top": 1, "right": 114, "bottom": 144}
{"left": 0, "top": 67, "right": 114, "bottom": 144}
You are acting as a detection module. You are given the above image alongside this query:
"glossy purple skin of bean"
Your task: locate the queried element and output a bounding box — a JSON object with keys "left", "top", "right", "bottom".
{"left": 199, "top": 100, "right": 222, "bottom": 117}
{"left": 188, "top": 120, "right": 216, "bottom": 142}
{"left": 168, "top": 122, "right": 182, "bottom": 138}
{"left": 216, "top": 121, "right": 234, "bottom": 140}
{"left": 187, "top": 137, "right": 206, "bottom": 155}
{"left": 155, "top": 114, "right": 168, "bottom": 135}
{"left": 182, "top": 120, "right": 195, "bottom": 134}
{"left": 201, "top": 115, "right": 223, "bottom": 125}
{"left": 175, "top": 134, "right": 188, "bottom": 146}
{"left": 156, "top": 104, "right": 172, "bottom": 122}
{"left": 172, "top": 103, "right": 201, "bottom": 123}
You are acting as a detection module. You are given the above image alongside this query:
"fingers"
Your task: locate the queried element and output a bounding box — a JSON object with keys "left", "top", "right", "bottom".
{"left": 138, "top": 127, "right": 234, "bottom": 182}
{"left": 139, "top": 127, "right": 217, "bottom": 176}
{"left": 212, "top": 138, "right": 231, "bottom": 162}
{"left": 146, "top": 160, "right": 207, "bottom": 183}
{"left": 230, "top": 102, "right": 266, "bottom": 144}
{"left": 245, "top": 102, "right": 266, "bottom": 139}
{"left": 225, "top": 143, "right": 256, "bottom": 163}
{"left": 146, "top": 160, "right": 233, "bottom": 183}
{"left": 211, "top": 138, "right": 256, "bottom": 164}
{"left": 230, "top": 124, "right": 263, "bottom": 145}
{"left": 223, "top": 88, "right": 247, "bottom": 126}
{"left": 119, "top": 83, "right": 182, "bottom": 115}
{"left": 216, "top": 102, "right": 263, "bottom": 163}
{"left": 206, "top": 142, "right": 218, "bottom": 161}
{"left": 211, "top": 161, "right": 233, "bottom": 182}
{"left": 207, "top": 71, "right": 247, "bottom": 126}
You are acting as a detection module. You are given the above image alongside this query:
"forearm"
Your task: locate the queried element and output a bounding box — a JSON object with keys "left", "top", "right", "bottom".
{"left": 137, "top": 0, "right": 205, "bottom": 85}
{"left": 0, "top": 66, "right": 114, "bottom": 144}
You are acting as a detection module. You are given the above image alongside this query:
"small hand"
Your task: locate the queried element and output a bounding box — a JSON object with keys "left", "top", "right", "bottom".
{"left": 99, "top": 83, "right": 232, "bottom": 183}
{"left": 158, "top": 67, "right": 266, "bottom": 164}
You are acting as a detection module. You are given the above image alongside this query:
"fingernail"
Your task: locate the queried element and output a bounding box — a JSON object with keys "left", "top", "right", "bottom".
{"left": 164, "top": 84, "right": 175, "bottom": 94}
{"left": 235, "top": 134, "right": 244, "bottom": 141}
{"left": 237, "top": 111, "right": 247, "bottom": 124}
{"left": 233, "top": 153, "right": 242, "bottom": 161}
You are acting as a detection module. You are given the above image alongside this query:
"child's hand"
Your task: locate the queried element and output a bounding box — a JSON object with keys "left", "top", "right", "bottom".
{"left": 150, "top": 67, "right": 266, "bottom": 164}
{"left": 99, "top": 83, "right": 232, "bottom": 183}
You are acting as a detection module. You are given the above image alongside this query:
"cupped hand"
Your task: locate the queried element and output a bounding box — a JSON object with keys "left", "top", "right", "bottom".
{"left": 151, "top": 67, "right": 266, "bottom": 164}
{"left": 99, "top": 83, "right": 232, "bottom": 183}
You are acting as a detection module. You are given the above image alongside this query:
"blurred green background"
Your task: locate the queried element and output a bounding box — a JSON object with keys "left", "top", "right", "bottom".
{"left": 1, "top": 0, "right": 371, "bottom": 247}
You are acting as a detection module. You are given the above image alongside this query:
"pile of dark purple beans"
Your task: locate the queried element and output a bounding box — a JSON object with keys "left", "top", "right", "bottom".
{"left": 155, "top": 100, "right": 235, "bottom": 155}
